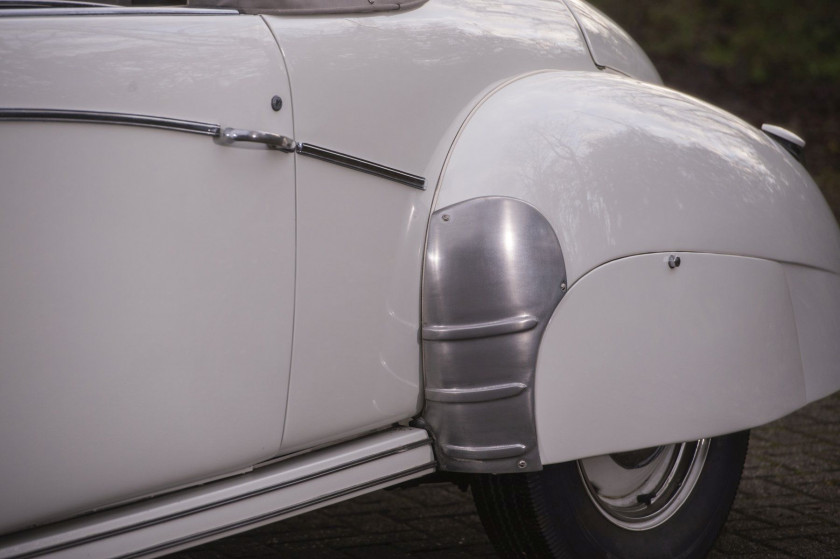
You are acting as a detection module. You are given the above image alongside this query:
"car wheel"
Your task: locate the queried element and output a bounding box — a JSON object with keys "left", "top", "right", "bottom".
{"left": 471, "top": 431, "right": 749, "bottom": 558}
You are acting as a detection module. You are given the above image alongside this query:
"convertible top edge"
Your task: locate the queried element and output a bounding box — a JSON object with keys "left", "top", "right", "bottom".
{"left": 187, "top": 0, "right": 429, "bottom": 16}
{"left": 0, "top": 0, "right": 430, "bottom": 15}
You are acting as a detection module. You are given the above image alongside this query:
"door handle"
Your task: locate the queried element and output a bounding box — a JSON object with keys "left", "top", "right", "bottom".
{"left": 220, "top": 128, "right": 297, "bottom": 152}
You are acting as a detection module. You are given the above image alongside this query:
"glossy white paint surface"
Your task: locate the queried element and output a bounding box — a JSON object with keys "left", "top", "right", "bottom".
{"left": 535, "top": 253, "right": 806, "bottom": 464}
{"left": 436, "top": 71, "right": 840, "bottom": 285}
{"left": 783, "top": 264, "right": 840, "bottom": 402}
{"left": 265, "top": 0, "right": 597, "bottom": 451}
{"left": 1, "top": 0, "right": 837, "bottom": 546}
{"left": 0, "top": 16, "right": 289, "bottom": 133}
{"left": 562, "top": 0, "right": 661, "bottom": 84}
{"left": 0, "top": 16, "right": 296, "bottom": 533}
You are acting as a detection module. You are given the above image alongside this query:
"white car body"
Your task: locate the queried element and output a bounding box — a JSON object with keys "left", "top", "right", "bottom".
{"left": 1, "top": 0, "right": 838, "bottom": 556}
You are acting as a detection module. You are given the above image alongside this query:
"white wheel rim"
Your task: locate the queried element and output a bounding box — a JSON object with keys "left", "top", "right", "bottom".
{"left": 577, "top": 439, "right": 710, "bottom": 531}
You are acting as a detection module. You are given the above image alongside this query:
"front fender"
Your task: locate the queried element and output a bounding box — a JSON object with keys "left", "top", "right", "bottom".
{"left": 423, "top": 70, "right": 840, "bottom": 469}
{"left": 434, "top": 71, "right": 840, "bottom": 281}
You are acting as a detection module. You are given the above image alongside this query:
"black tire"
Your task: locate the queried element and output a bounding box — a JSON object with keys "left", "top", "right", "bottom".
{"left": 471, "top": 431, "right": 749, "bottom": 558}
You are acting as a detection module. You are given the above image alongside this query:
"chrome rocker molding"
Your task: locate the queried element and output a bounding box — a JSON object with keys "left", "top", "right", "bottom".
{"left": 0, "top": 428, "right": 434, "bottom": 559}
{"left": 421, "top": 197, "right": 567, "bottom": 473}
{"left": 0, "top": 109, "right": 425, "bottom": 189}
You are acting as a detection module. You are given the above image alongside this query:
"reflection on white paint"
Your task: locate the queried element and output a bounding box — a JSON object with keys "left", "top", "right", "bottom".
{"left": 438, "top": 71, "right": 840, "bottom": 285}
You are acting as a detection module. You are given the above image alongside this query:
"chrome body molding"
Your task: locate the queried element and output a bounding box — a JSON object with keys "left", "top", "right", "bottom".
{"left": 125, "top": 464, "right": 434, "bottom": 559}
{"left": 0, "top": 109, "right": 221, "bottom": 136}
{"left": 0, "top": 428, "right": 434, "bottom": 559}
{"left": 421, "top": 197, "right": 567, "bottom": 473}
{"left": 296, "top": 143, "right": 426, "bottom": 190}
{"left": 221, "top": 127, "right": 297, "bottom": 152}
{"left": 0, "top": 6, "right": 237, "bottom": 16}
{"left": 0, "top": 109, "right": 424, "bottom": 188}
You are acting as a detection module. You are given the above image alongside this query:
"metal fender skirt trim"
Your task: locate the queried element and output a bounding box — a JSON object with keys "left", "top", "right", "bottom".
{"left": 0, "top": 428, "right": 434, "bottom": 559}
{"left": 421, "top": 197, "right": 567, "bottom": 473}
{"left": 0, "top": 109, "right": 425, "bottom": 188}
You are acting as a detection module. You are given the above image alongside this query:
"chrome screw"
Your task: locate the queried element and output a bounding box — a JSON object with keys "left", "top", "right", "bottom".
{"left": 517, "top": 460, "right": 527, "bottom": 469}
{"left": 442, "top": 214, "right": 450, "bottom": 222}
{"left": 560, "top": 282, "right": 567, "bottom": 291}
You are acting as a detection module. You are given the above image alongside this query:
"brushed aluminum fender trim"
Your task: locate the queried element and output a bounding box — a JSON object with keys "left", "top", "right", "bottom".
{"left": 421, "top": 196, "right": 567, "bottom": 473}
{"left": 425, "top": 382, "right": 527, "bottom": 403}
{"left": 441, "top": 443, "right": 528, "bottom": 461}
{"left": 421, "top": 314, "right": 538, "bottom": 341}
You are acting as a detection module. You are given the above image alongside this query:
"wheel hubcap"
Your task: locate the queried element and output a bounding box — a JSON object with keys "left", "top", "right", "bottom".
{"left": 577, "top": 439, "right": 710, "bottom": 531}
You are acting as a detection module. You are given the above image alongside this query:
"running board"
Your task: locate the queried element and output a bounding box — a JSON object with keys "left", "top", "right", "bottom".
{"left": 0, "top": 428, "right": 434, "bottom": 559}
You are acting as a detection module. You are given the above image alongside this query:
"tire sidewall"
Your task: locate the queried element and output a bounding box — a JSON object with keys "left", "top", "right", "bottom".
{"left": 535, "top": 431, "right": 749, "bottom": 559}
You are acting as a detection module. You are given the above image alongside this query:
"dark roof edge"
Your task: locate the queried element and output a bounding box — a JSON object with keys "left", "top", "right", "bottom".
{"left": 186, "top": 0, "right": 428, "bottom": 15}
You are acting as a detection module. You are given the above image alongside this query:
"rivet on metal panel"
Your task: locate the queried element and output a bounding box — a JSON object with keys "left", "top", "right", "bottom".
{"left": 517, "top": 460, "right": 527, "bottom": 469}
{"left": 271, "top": 95, "right": 283, "bottom": 111}
{"left": 442, "top": 214, "right": 450, "bottom": 222}
{"left": 560, "top": 282, "right": 567, "bottom": 291}
{"left": 669, "top": 255, "right": 681, "bottom": 269}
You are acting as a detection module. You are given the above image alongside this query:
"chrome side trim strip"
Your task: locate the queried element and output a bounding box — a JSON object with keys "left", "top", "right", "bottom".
{"left": 220, "top": 127, "right": 297, "bottom": 152}
{"left": 442, "top": 444, "right": 527, "bottom": 460}
{"left": 0, "top": 7, "right": 237, "bottom": 16}
{"left": 0, "top": 109, "right": 220, "bottom": 136}
{"left": 6, "top": 436, "right": 432, "bottom": 559}
{"left": 422, "top": 315, "right": 538, "bottom": 341}
{"left": 297, "top": 143, "right": 426, "bottom": 190}
{"left": 1, "top": 110, "right": 425, "bottom": 189}
{"left": 120, "top": 462, "right": 436, "bottom": 559}
{"left": 425, "top": 382, "right": 527, "bottom": 403}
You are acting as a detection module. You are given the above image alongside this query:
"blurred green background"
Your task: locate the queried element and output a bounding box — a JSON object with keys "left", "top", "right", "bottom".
{"left": 588, "top": 0, "right": 840, "bottom": 219}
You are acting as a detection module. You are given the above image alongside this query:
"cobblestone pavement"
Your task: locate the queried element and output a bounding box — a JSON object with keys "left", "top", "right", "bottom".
{"left": 174, "top": 392, "right": 840, "bottom": 558}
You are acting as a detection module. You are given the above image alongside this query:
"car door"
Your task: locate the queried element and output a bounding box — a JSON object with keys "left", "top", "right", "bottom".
{"left": 0, "top": 14, "right": 295, "bottom": 533}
